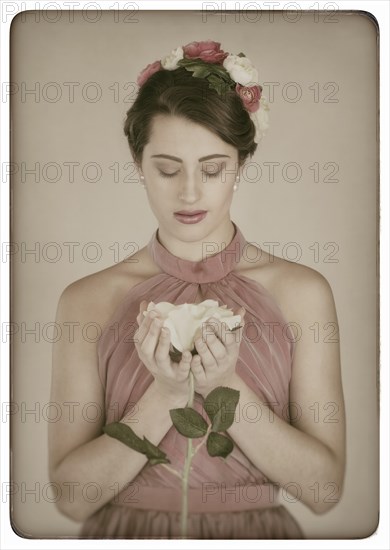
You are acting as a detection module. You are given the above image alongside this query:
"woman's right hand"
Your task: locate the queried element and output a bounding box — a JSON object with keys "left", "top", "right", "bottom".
{"left": 134, "top": 300, "right": 192, "bottom": 403}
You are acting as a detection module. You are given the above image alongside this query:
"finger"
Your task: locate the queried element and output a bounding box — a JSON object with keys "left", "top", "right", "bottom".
{"left": 224, "top": 325, "right": 244, "bottom": 353}
{"left": 140, "top": 316, "right": 163, "bottom": 355}
{"left": 190, "top": 354, "right": 206, "bottom": 382}
{"left": 222, "top": 309, "right": 246, "bottom": 347}
{"left": 224, "top": 326, "right": 243, "bottom": 349}
{"left": 136, "top": 302, "right": 145, "bottom": 325}
{"left": 134, "top": 314, "right": 149, "bottom": 346}
{"left": 206, "top": 333, "right": 227, "bottom": 362}
{"left": 222, "top": 317, "right": 245, "bottom": 348}
{"left": 195, "top": 324, "right": 219, "bottom": 368}
{"left": 206, "top": 317, "right": 224, "bottom": 344}
{"left": 137, "top": 309, "right": 160, "bottom": 338}
{"left": 177, "top": 350, "right": 192, "bottom": 380}
{"left": 137, "top": 301, "right": 156, "bottom": 326}
{"left": 154, "top": 326, "right": 172, "bottom": 367}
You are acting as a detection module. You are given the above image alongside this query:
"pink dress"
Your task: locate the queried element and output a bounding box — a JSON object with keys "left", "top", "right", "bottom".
{"left": 79, "top": 222, "right": 304, "bottom": 539}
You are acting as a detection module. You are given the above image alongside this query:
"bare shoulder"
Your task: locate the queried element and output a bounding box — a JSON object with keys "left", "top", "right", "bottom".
{"left": 239, "top": 243, "right": 337, "bottom": 323}
{"left": 57, "top": 245, "right": 158, "bottom": 326}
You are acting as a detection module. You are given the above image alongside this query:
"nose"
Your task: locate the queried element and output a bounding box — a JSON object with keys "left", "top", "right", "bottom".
{"left": 178, "top": 172, "right": 201, "bottom": 203}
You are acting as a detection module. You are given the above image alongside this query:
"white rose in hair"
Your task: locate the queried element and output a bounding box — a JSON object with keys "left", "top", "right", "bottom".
{"left": 223, "top": 54, "right": 259, "bottom": 86}
{"left": 143, "top": 299, "right": 242, "bottom": 355}
{"left": 251, "top": 96, "right": 270, "bottom": 142}
{"left": 161, "top": 46, "right": 184, "bottom": 70}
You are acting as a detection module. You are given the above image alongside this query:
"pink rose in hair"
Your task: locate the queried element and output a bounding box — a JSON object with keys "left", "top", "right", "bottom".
{"left": 235, "top": 83, "right": 262, "bottom": 113}
{"left": 137, "top": 60, "right": 162, "bottom": 87}
{"left": 183, "top": 40, "right": 228, "bottom": 64}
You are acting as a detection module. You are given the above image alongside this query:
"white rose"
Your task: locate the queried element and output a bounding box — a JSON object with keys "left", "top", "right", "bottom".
{"left": 161, "top": 46, "right": 184, "bottom": 70}
{"left": 143, "top": 299, "right": 242, "bottom": 353}
{"left": 251, "top": 96, "right": 270, "bottom": 142}
{"left": 223, "top": 54, "right": 259, "bottom": 86}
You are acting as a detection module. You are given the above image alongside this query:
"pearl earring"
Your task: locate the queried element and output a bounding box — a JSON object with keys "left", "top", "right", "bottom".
{"left": 233, "top": 174, "right": 240, "bottom": 192}
{"left": 139, "top": 174, "right": 146, "bottom": 188}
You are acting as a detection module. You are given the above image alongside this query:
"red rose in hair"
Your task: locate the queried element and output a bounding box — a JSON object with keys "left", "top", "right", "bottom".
{"left": 183, "top": 40, "right": 228, "bottom": 64}
{"left": 235, "top": 83, "right": 262, "bottom": 113}
{"left": 137, "top": 60, "right": 162, "bottom": 87}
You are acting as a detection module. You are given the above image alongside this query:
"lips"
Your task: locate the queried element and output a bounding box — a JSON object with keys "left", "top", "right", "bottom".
{"left": 174, "top": 211, "right": 208, "bottom": 224}
{"left": 174, "top": 210, "right": 207, "bottom": 216}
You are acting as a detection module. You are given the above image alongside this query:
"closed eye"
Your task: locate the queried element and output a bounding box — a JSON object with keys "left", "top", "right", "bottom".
{"left": 158, "top": 170, "right": 223, "bottom": 179}
{"left": 159, "top": 171, "right": 178, "bottom": 179}
{"left": 204, "top": 170, "right": 222, "bottom": 178}
{"left": 203, "top": 161, "right": 225, "bottom": 179}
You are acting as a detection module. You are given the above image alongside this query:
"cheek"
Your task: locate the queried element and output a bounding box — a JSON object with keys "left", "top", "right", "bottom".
{"left": 145, "top": 187, "right": 172, "bottom": 214}
{"left": 209, "top": 182, "right": 235, "bottom": 200}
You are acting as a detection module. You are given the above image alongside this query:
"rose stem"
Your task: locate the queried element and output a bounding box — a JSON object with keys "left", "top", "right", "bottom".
{"left": 160, "top": 463, "right": 182, "bottom": 479}
{"left": 180, "top": 369, "right": 195, "bottom": 538}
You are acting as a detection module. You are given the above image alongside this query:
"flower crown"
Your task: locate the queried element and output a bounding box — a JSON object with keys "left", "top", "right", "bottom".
{"left": 137, "top": 40, "right": 270, "bottom": 144}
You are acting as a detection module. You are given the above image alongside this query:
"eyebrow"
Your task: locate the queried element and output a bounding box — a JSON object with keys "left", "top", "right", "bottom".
{"left": 150, "top": 154, "right": 231, "bottom": 162}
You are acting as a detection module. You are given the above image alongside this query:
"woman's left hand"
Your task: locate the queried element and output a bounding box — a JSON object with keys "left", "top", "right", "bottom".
{"left": 190, "top": 307, "right": 246, "bottom": 399}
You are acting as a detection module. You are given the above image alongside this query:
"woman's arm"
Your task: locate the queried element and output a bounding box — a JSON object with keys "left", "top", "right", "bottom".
{"left": 49, "top": 280, "right": 187, "bottom": 523}
{"left": 225, "top": 268, "right": 346, "bottom": 514}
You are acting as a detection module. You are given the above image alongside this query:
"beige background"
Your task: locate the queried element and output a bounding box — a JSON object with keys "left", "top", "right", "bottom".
{"left": 10, "top": 9, "right": 378, "bottom": 539}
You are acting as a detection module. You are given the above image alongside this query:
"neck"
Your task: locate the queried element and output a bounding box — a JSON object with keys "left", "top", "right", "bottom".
{"left": 156, "top": 220, "right": 236, "bottom": 262}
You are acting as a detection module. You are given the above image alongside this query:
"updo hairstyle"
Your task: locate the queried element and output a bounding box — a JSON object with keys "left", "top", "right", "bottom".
{"left": 123, "top": 67, "right": 257, "bottom": 167}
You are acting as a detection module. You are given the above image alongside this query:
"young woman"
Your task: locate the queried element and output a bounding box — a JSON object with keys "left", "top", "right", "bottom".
{"left": 49, "top": 40, "right": 346, "bottom": 539}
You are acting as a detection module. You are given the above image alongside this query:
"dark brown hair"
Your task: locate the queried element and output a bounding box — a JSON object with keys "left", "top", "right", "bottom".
{"left": 123, "top": 67, "right": 257, "bottom": 167}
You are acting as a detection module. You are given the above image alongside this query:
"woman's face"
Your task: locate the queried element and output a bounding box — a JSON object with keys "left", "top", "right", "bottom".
{"left": 140, "top": 114, "right": 241, "bottom": 245}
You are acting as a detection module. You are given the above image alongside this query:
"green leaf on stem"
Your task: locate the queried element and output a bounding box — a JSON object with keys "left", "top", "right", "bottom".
{"left": 148, "top": 457, "right": 171, "bottom": 466}
{"left": 103, "top": 422, "right": 146, "bottom": 454}
{"left": 170, "top": 407, "right": 209, "bottom": 438}
{"left": 177, "top": 58, "right": 235, "bottom": 89}
{"left": 207, "top": 64, "right": 235, "bottom": 83}
{"left": 177, "top": 58, "right": 200, "bottom": 67}
{"left": 206, "top": 432, "right": 234, "bottom": 458}
{"left": 206, "top": 75, "right": 231, "bottom": 96}
{"left": 203, "top": 386, "right": 240, "bottom": 432}
{"left": 178, "top": 58, "right": 209, "bottom": 70}
{"left": 143, "top": 436, "right": 170, "bottom": 463}
{"left": 178, "top": 59, "right": 212, "bottom": 79}
{"left": 103, "top": 423, "right": 171, "bottom": 466}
